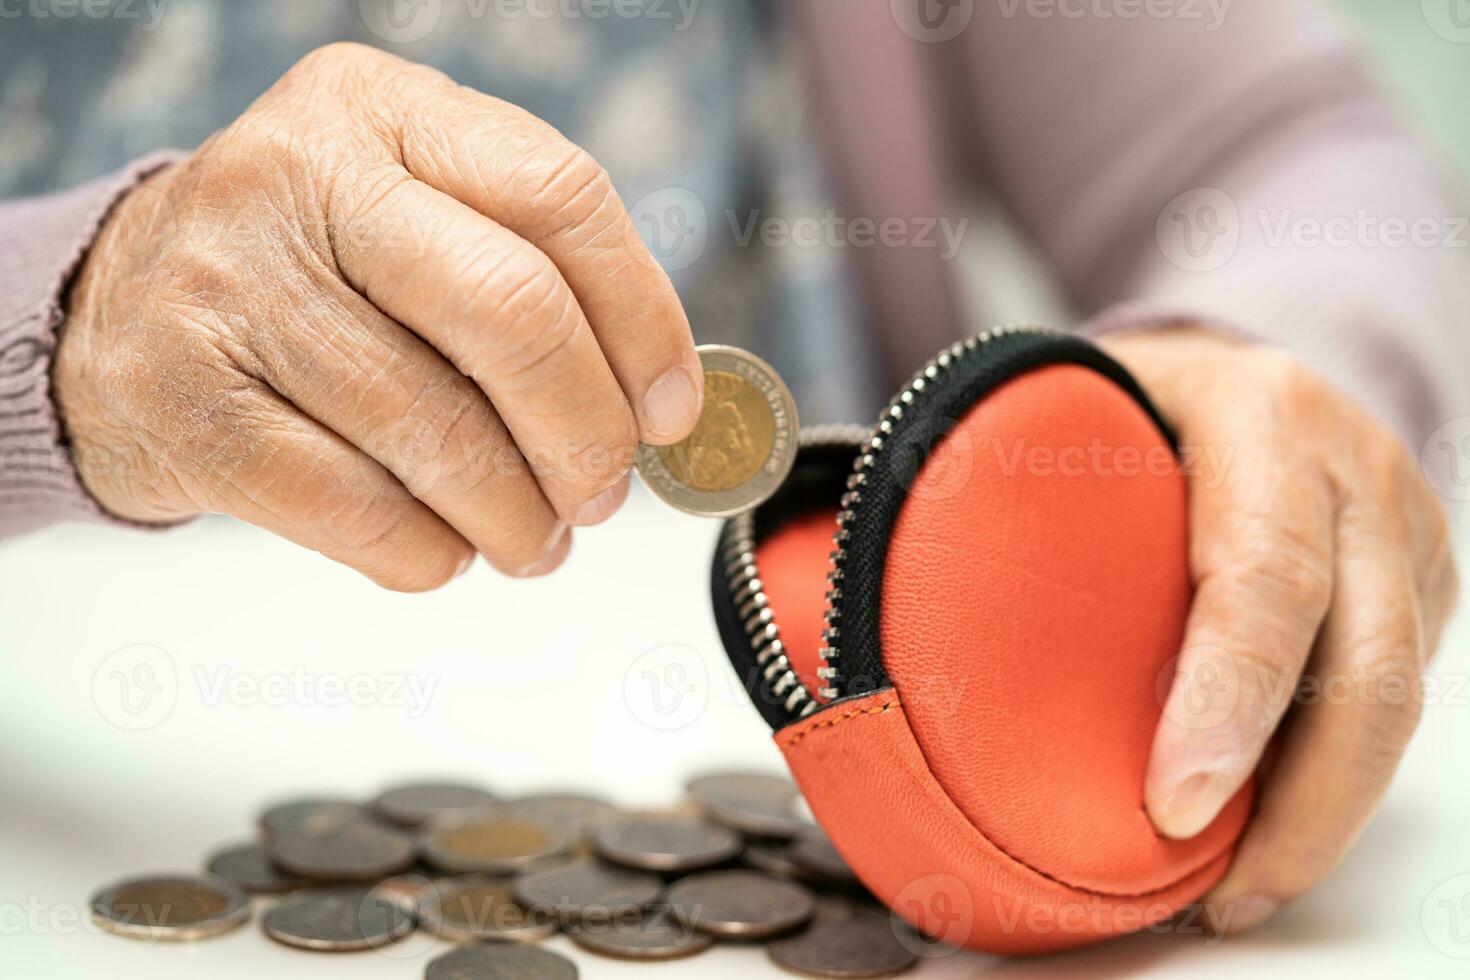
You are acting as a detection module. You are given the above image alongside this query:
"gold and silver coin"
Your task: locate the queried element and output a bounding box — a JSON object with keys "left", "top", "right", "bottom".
{"left": 92, "top": 770, "right": 912, "bottom": 974}
{"left": 90, "top": 874, "right": 251, "bottom": 941}
{"left": 421, "top": 814, "right": 570, "bottom": 875}
{"left": 635, "top": 345, "right": 799, "bottom": 518}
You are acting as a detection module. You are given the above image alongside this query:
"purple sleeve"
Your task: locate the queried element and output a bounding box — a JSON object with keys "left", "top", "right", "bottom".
{"left": 797, "top": 2, "right": 1469, "bottom": 445}
{"left": 948, "top": 2, "right": 1470, "bottom": 444}
{"left": 0, "top": 153, "right": 181, "bottom": 539}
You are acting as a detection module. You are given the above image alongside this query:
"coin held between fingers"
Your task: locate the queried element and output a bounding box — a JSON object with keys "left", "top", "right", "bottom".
{"left": 635, "top": 345, "right": 799, "bottom": 518}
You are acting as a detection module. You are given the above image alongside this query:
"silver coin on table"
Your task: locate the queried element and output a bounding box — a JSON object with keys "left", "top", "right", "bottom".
{"left": 371, "top": 780, "right": 498, "bottom": 827}
{"left": 90, "top": 874, "right": 250, "bottom": 942}
{"left": 790, "top": 826, "right": 862, "bottom": 888}
{"left": 767, "top": 905, "right": 919, "bottom": 978}
{"left": 425, "top": 943, "right": 579, "bottom": 980}
{"left": 744, "top": 840, "right": 808, "bottom": 881}
{"left": 567, "top": 908, "right": 715, "bottom": 962}
{"left": 500, "top": 793, "right": 619, "bottom": 841}
{"left": 268, "top": 821, "right": 416, "bottom": 881}
{"left": 205, "top": 842, "right": 307, "bottom": 895}
{"left": 513, "top": 858, "right": 663, "bottom": 923}
{"left": 591, "top": 814, "right": 742, "bottom": 873}
{"left": 259, "top": 797, "right": 369, "bottom": 837}
{"left": 261, "top": 886, "right": 413, "bottom": 951}
{"left": 687, "top": 771, "right": 809, "bottom": 839}
{"left": 667, "top": 869, "right": 815, "bottom": 939}
{"left": 417, "top": 874, "right": 558, "bottom": 943}
{"left": 421, "top": 814, "right": 570, "bottom": 874}
{"left": 634, "top": 345, "right": 799, "bottom": 518}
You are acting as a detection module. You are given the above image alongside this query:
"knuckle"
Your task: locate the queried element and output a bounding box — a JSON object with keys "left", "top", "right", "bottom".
{"left": 408, "top": 387, "right": 498, "bottom": 492}
{"left": 524, "top": 143, "right": 619, "bottom": 242}
{"left": 474, "top": 257, "right": 580, "bottom": 379}
{"left": 1259, "top": 350, "right": 1329, "bottom": 414}
{"left": 1226, "top": 533, "right": 1335, "bottom": 620}
{"left": 1362, "top": 433, "right": 1416, "bottom": 497}
{"left": 1341, "top": 608, "right": 1425, "bottom": 751}
{"left": 528, "top": 411, "right": 637, "bottom": 495}
{"left": 324, "top": 490, "right": 411, "bottom": 557}
{"left": 284, "top": 42, "right": 385, "bottom": 87}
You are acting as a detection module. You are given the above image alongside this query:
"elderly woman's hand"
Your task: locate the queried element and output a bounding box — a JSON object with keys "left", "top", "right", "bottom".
{"left": 56, "top": 42, "right": 702, "bottom": 590}
{"left": 1103, "top": 327, "right": 1459, "bottom": 934}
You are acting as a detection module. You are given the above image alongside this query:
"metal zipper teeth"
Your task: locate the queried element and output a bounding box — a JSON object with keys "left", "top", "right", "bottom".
{"left": 816, "top": 325, "right": 1051, "bottom": 700}
{"left": 720, "top": 424, "right": 871, "bottom": 721}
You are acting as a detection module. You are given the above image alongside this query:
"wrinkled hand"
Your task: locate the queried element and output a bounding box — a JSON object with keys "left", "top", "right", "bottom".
{"left": 57, "top": 43, "right": 701, "bottom": 590}
{"left": 1103, "top": 328, "right": 1459, "bottom": 934}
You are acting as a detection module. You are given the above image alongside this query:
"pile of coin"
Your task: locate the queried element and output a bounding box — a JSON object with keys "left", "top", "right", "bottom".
{"left": 89, "top": 771, "right": 922, "bottom": 978}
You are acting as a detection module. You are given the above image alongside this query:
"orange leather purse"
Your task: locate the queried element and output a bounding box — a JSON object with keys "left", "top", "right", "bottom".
{"left": 711, "top": 327, "right": 1253, "bottom": 955}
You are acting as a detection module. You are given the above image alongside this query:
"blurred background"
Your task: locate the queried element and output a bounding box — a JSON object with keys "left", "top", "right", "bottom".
{"left": 3, "top": 0, "right": 1468, "bottom": 422}
{"left": 2, "top": 2, "right": 1469, "bottom": 977}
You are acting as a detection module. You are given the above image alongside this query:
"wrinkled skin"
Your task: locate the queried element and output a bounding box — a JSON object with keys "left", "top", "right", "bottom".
{"left": 55, "top": 44, "right": 1458, "bottom": 937}
{"left": 57, "top": 43, "right": 703, "bottom": 591}
{"left": 1104, "top": 328, "right": 1458, "bottom": 934}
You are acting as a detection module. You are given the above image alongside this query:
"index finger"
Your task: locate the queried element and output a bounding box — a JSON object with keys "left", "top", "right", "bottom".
{"left": 361, "top": 49, "right": 704, "bottom": 445}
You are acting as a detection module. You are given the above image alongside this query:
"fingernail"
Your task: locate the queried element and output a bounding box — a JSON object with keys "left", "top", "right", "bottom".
{"left": 454, "top": 552, "right": 476, "bottom": 578}
{"left": 514, "top": 524, "right": 569, "bottom": 578}
{"left": 1156, "top": 770, "right": 1232, "bottom": 839}
{"left": 573, "top": 476, "right": 628, "bottom": 527}
{"left": 642, "top": 365, "right": 700, "bottom": 442}
{"left": 1212, "top": 894, "right": 1278, "bottom": 934}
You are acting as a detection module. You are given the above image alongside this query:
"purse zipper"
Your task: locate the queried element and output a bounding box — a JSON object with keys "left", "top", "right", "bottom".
{"left": 718, "top": 424, "right": 870, "bottom": 720}
{"left": 816, "top": 325, "right": 1051, "bottom": 700}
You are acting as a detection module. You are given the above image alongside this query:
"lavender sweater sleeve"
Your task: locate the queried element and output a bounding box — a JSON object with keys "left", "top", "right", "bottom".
{"left": 799, "top": 1, "right": 1470, "bottom": 447}
{"left": 0, "top": 153, "right": 179, "bottom": 539}
{"left": 951, "top": 2, "right": 1470, "bottom": 445}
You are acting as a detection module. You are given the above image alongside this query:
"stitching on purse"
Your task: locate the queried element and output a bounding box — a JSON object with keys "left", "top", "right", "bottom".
{"left": 778, "top": 697, "right": 898, "bottom": 749}
{"left": 780, "top": 691, "right": 1238, "bottom": 901}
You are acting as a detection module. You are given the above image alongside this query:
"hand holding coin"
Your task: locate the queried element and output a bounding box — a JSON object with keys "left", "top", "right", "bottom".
{"left": 636, "top": 346, "right": 800, "bottom": 518}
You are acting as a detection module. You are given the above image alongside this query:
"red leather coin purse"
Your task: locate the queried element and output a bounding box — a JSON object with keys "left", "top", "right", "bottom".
{"left": 711, "top": 327, "right": 1253, "bottom": 955}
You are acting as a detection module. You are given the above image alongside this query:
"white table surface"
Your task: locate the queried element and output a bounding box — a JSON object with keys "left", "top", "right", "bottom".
{"left": 2, "top": 486, "right": 1467, "bottom": 978}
